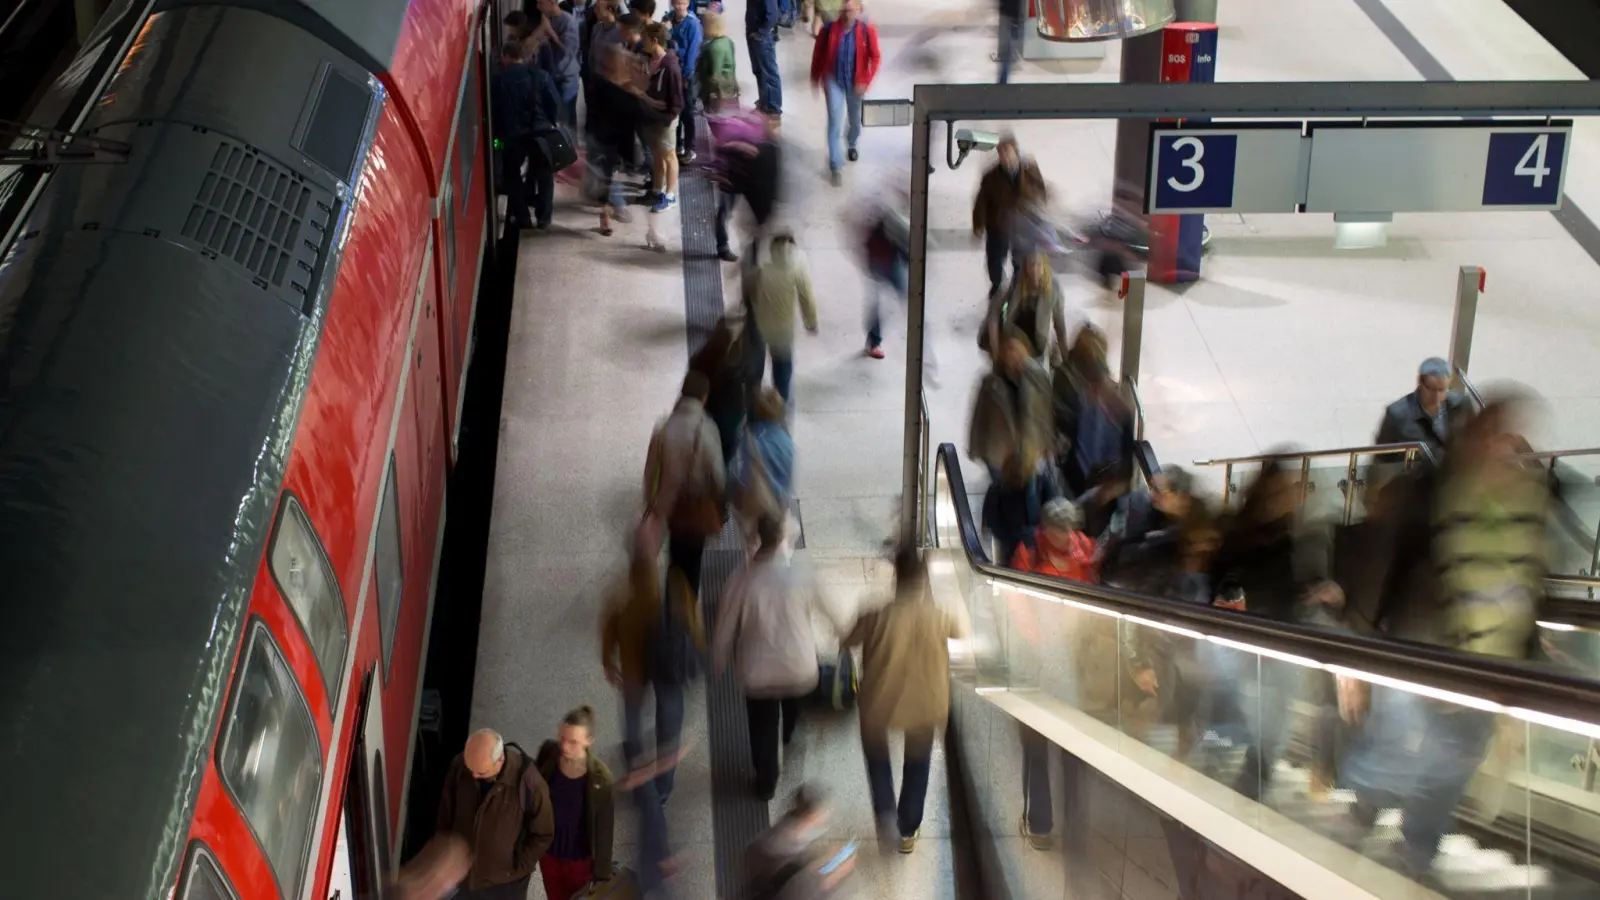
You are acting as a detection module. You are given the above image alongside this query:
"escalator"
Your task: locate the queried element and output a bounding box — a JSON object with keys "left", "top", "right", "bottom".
{"left": 927, "top": 440, "right": 1600, "bottom": 899}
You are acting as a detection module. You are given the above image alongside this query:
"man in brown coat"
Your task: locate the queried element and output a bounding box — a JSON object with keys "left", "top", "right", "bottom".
{"left": 843, "top": 548, "right": 964, "bottom": 855}
{"left": 435, "top": 728, "right": 556, "bottom": 899}
{"left": 971, "top": 134, "right": 1047, "bottom": 299}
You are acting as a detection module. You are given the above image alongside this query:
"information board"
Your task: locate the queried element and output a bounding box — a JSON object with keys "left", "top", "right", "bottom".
{"left": 1146, "top": 126, "right": 1306, "bottom": 215}
{"left": 1302, "top": 123, "right": 1571, "bottom": 213}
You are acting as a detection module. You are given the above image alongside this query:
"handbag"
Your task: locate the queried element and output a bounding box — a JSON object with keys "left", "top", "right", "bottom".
{"left": 532, "top": 124, "right": 579, "bottom": 171}
{"left": 664, "top": 425, "right": 726, "bottom": 539}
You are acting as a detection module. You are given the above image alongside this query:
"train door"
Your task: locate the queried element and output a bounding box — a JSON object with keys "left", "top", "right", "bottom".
{"left": 327, "top": 671, "right": 391, "bottom": 900}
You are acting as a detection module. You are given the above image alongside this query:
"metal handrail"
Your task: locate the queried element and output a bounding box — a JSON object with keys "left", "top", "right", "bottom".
{"left": 916, "top": 390, "right": 933, "bottom": 547}
{"left": 934, "top": 442, "right": 1600, "bottom": 725}
{"left": 1522, "top": 447, "right": 1600, "bottom": 463}
{"left": 1457, "top": 367, "right": 1487, "bottom": 410}
{"left": 1193, "top": 441, "right": 1438, "bottom": 469}
{"left": 1125, "top": 376, "right": 1146, "bottom": 443}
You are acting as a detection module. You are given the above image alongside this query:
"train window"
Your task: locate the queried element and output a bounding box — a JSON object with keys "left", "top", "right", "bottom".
{"left": 375, "top": 456, "right": 404, "bottom": 679}
{"left": 270, "top": 495, "right": 349, "bottom": 700}
{"left": 457, "top": 47, "right": 479, "bottom": 204}
{"left": 218, "top": 622, "right": 323, "bottom": 900}
{"left": 177, "top": 842, "right": 239, "bottom": 900}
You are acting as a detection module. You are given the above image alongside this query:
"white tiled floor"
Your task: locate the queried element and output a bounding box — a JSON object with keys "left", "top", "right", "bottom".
{"left": 472, "top": 0, "right": 1600, "bottom": 896}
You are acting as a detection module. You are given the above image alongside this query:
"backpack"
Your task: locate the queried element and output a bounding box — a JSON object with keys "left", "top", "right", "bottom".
{"left": 644, "top": 569, "right": 703, "bottom": 685}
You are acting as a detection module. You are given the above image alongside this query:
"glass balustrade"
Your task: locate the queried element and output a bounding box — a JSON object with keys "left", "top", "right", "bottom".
{"left": 931, "top": 442, "right": 1600, "bottom": 900}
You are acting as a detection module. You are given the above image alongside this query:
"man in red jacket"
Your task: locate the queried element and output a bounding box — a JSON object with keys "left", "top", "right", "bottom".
{"left": 809, "top": 0, "right": 880, "bottom": 185}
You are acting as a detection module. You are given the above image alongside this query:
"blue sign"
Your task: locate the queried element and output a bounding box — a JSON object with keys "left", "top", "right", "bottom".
{"left": 1151, "top": 133, "right": 1239, "bottom": 212}
{"left": 1482, "top": 130, "right": 1568, "bottom": 207}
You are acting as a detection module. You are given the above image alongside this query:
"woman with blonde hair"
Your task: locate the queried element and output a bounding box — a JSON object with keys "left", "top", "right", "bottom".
{"left": 695, "top": 9, "right": 740, "bottom": 113}
{"left": 984, "top": 250, "right": 1070, "bottom": 366}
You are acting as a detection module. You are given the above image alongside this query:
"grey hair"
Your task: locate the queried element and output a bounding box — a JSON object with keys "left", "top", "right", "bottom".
{"left": 472, "top": 728, "right": 505, "bottom": 764}
{"left": 1418, "top": 357, "right": 1451, "bottom": 380}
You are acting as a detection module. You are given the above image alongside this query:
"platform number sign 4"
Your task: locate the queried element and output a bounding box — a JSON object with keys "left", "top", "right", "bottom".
{"left": 1482, "top": 130, "right": 1567, "bottom": 207}
{"left": 1152, "top": 133, "right": 1239, "bottom": 212}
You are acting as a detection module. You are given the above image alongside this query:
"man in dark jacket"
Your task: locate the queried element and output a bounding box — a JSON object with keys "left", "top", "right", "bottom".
{"left": 435, "top": 729, "right": 555, "bottom": 899}
{"left": 525, "top": 61, "right": 565, "bottom": 228}
{"left": 1375, "top": 356, "right": 1472, "bottom": 459}
{"left": 492, "top": 42, "right": 536, "bottom": 230}
{"left": 746, "top": 0, "right": 783, "bottom": 115}
{"left": 972, "top": 134, "right": 1047, "bottom": 298}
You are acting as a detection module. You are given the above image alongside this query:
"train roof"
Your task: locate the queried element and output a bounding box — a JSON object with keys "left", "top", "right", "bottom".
{"left": 0, "top": 4, "right": 374, "bottom": 896}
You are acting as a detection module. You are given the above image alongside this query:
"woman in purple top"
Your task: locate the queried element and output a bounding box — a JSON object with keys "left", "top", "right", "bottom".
{"left": 535, "top": 706, "right": 616, "bottom": 898}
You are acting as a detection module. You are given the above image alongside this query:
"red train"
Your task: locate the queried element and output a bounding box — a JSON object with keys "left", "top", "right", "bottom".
{"left": 0, "top": 1, "right": 498, "bottom": 898}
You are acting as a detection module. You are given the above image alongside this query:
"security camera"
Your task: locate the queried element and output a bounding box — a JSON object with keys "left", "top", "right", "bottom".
{"left": 955, "top": 129, "right": 1000, "bottom": 154}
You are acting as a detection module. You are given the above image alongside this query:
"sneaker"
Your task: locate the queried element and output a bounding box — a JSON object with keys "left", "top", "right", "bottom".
{"left": 646, "top": 236, "right": 668, "bottom": 253}
{"left": 650, "top": 193, "right": 677, "bottom": 213}
{"left": 867, "top": 345, "right": 885, "bottom": 359}
{"left": 899, "top": 829, "right": 919, "bottom": 854}
{"left": 717, "top": 246, "right": 739, "bottom": 262}
{"left": 848, "top": 147, "right": 859, "bottom": 162}
{"left": 678, "top": 149, "right": 697, "bottom": 164}
{"left": 829, "top": 170, "right": 843, "bottom": 187}
{"left": 611, "top": 205, "right": 633, "bottom": 224}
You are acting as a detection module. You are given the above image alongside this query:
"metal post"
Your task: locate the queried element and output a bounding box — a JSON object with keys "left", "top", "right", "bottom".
{"left": 1343, "top": 454, "right": 1359, "bottom": 525}
{"left": 1118, "top": 273, "right": 1146, "bottom": 389}
{"left": 1447, "top": 265, "right": 1483, "bottom": 384}
{"left": 900, "top": 112, "right": 933, "bottom": 547}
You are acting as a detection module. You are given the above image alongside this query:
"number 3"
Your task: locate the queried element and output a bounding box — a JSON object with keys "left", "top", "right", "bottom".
{"left": 1166, "top": 136, "right": 1205, "bottom": 193}
{"left": 1514, "top": 133, "right": 1551, "bottom": 188}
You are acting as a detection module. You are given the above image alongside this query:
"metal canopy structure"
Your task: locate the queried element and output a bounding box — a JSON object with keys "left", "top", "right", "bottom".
{"left": 898, "top": 78, "right": 1600, "bottom": 541}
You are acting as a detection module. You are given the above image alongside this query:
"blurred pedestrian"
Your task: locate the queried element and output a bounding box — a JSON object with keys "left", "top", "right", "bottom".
{"left": 730, "top": 388, "right": 797, "bottom": 550}
{"left": 746, "top": 231, "right": 819, "bottom": 402}
{"left": 842, "top": 548, "right": 964, "bottom": 854}
{"left": 391, "top": 834, "right": 472, "bottom": 900}
{"left": 533, "top": 0, "right": 583, "bottom": 127}
{"left": 696, "top": 10, "right": 740, "bottom": 115}
{"left": 663, "top": 0, "right": 703, "bottom": 161}
{"left": 744, "top": 786, "right": 858, "bottom": 898}
{"left": 644, "top": 370, "right": 728, "bottom": 593}
{"left": 984, "top": 250, "right": 1070, "bottom": 366}
{"left": 972, "top": 134, "right": 1047, "bottom": 299}
{"left": 969, "top": 326, "right": 1054, "bottom": 566}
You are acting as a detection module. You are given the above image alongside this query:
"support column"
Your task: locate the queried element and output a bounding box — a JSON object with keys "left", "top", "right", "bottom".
{"left": 1118, "top": 273, "right": 1146, "bottom": 389}
{"left": 900, "top": 112, "right": 933, "bottom": 546}
{"left": 1110, "top": 31, "right": 1166, "bottom": 218}
{"left": 1447, "top": 266, "right": 1485, "bottom": 383}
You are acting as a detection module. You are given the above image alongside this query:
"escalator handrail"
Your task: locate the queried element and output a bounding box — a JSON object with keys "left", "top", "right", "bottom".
{"left": 1192, "top": 440, "right": 1439, "bottom": 469}
{"left": 936, "top": 442, "right": 1600, "bottom": 724}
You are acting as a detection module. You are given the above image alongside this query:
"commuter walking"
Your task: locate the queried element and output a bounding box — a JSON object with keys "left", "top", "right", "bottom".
{"left": 1375, "top": 356, "right": 1472, "bottom": 459}
{"left": 968, "top": 327, "right": 1054, "bottom": 566}
{"left": 744, "top": 787, "right": 858, "bottom": 898}
{"left": 1056, "top": 352, "right": 1135, "bottom": 538}
{"left": 533, "top": 0, "right": 583, "bottom": 127}
{"left": 972, "top": 135, "right": 1047, "bottom": 298}
{"left": 984, "top": 251, "right": 1070, "bottom": 366}
{"left": 809, "top": 0, "right": 880, "bottom": 185}
{"left": 730, "top": 388, "right": 797, "bottom": 550}
{"left": 643, "top": 370, "right": 728, "bottom": 594}
{"left": 843, "top": 548, "right": 964, "bottom": 854}
{"left": 534, "top": 706, "right": 617, "bottom": 899}
{"left": 714, "top": 517, "right": 834, "bottom": 799}
{"left": 588, "top": 27, "right": 637, "bottom": 235}
{"left": 663, "top": 0, "right": 703, "bottom": 160}
{"left": 713, "top": 112, "right": 783, "bottom": 262}
{"left": 434, "top": 729, "right": 555, "bottom": 900}
{"left": 746, "top": 0, "right": 783, "bottom": 116}
{"left": 600, "top": 539, "right": 703, "bottom": 806}
{"left": 746, "top": 231, "right": 819, "bottom": 402}
{"left": 491, "top": 42, "right": 537, "bottom": 230}
{"left": 696, "top": 10, "right": 740, "bottom": 115}
{"left": 996, "top": 0, "right": 1025, "bottom": 83}
{"left": 390, "top": 835, "right": 472, "bottom": 900}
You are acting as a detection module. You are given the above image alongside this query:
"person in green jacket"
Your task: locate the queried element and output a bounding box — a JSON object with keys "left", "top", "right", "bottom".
{"left": 696, "top": 10, "right": 739, "bottom": 112}
{"left": 534, "top": 706, "right": 617, "bottom": 899}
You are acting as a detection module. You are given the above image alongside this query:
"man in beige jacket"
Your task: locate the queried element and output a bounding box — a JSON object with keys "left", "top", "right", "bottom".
{"left": 746, "top": 230, "right": 819, "bottom": 403}
{"left": 842, "top": 548, "right": 963, "bottom": 854}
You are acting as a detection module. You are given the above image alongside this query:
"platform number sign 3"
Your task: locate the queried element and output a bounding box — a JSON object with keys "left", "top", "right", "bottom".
{"left": 1482, "top": 130, "right": 1567, "bottom": 207}
{"left": 1152, "top": 133, "right": 1239, "bottom": 212}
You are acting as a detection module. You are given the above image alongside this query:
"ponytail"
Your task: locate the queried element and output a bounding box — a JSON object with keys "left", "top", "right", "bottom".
{"left": 563, "top": 705, "right": 597, "bottom": 733}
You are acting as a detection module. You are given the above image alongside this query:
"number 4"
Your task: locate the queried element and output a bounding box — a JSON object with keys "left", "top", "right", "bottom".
{"left": 1515, "top": 133, "right": 1552, "bottom": 188}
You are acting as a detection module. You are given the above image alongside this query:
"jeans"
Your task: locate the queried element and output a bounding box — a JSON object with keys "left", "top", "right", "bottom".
{"left": 865, "top": 254, "right": 908, "bottom": 348}
{"left": 677, "top": 76, "right": 698, "bottom": 153}
{"left": 527, "top": 150, "right": 555, "bottom": 226}
{"left": 747, "top": 30, "right": 782, "bottom": 114}
{"left": 589, "top": 136, "right": 629, "bottom": 210}
{"left": 713, "top": 188, "right": 736, "bottom": 253}
{"left": 631, "top": 758, "right": 672, "bottom": 896}
{"left": 862, "top": 724, "right": 936, "bottom": 838}
{"left": 983, "top": 465, "right": 1042, "bottom": 567}
{"left": 562, "top": 87, "right": 579, "bottom": 129}
{"left": 623, "top": 679, "right": 687, "bottom": 801}
{"left": 747, "top": 695, "right": 803, "bottom": 796}
{"left": 985, "top": 229, "right": 1016, "bottom": 296}
{"left": 1340, "top": 689, "right": 1497, "bottom": 871}
{"left": 765, "top": 343, "right": 794, "bottom": 402}
{"left": 998, "top": 13, "right": 1023, "bottom": 83}
{"left": 823, "top": 77, "right": 863, "bottom": 172}
{"left": 502, "top": 144, "right": 530, "bottom": 226}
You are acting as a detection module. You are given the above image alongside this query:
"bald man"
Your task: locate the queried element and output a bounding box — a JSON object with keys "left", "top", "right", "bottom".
{"left": 435, "top": 728, "right": 555, "bottom": 899}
